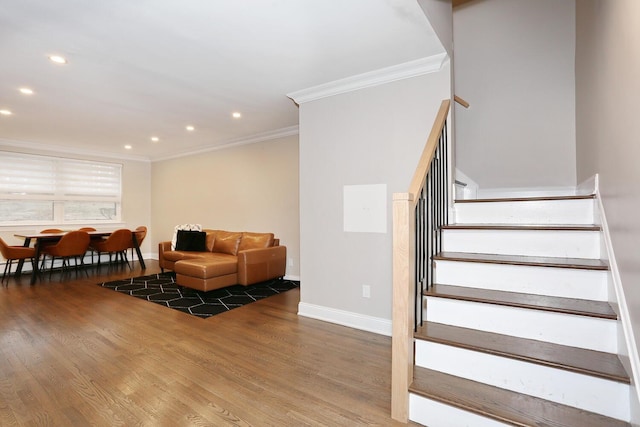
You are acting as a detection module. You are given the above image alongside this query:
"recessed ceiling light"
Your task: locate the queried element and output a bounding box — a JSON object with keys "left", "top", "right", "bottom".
{"left": 48, "top": 55, "right": 67, "bottom": 64}
{"left": 186, "top": 125, "right": 195, "bottom": 131}
{"left": 150, "top": 136, "right": 159, "bottom": 142}
{"left": 19, "top": 88, "right": 34, "bottom": 95}
{"left": 0, "top": 110, "right": 12, "bottom": 116}
{"left": 232, "top": 112, "right": 241, "bottom": 119}
{"left": 124, "top": 145, "right": 132, "bottom": 150}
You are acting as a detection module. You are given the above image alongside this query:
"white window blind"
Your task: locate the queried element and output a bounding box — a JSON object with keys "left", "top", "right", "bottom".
{"left": 0, "top": 151, "right": 122, "bottom": 224}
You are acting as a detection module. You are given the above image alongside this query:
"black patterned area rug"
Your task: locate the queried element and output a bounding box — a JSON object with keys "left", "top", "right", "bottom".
{"left": 99, "top": 273, "right": 299, "bottom": 319}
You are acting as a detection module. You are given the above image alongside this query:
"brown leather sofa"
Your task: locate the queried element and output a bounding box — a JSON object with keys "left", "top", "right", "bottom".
{"left": 158, "top": 229, "right": 286, "bottom": 292}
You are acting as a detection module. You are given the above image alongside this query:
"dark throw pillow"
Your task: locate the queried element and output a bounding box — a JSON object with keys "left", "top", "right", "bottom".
{"left": 175, "top": 230, "right": 207, "bottom": 251}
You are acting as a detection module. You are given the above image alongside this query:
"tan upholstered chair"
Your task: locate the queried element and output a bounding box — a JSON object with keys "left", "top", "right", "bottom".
{"left": 0, "top": 237, "right": 37, "bottom": 282}
{"left": 38, "top": 228, "right": 64, "bottom": 269}
{"left": 40, "top": 230, "right": 90, "bottom": 277}
{"left": 91, "top": 229, "right": 133, "bottom": 269}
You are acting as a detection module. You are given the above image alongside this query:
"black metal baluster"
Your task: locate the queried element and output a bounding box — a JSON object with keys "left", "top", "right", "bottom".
{"left": 413, "top": 117, "right": 450, "bottom": 331}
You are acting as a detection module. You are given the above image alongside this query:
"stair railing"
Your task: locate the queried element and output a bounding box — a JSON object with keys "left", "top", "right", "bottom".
{"left": 391, "top": 99, "right": 451, "bottom": 422}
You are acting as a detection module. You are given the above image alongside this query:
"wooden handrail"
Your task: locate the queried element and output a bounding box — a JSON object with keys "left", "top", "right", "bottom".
{"left": 408, "top": 100, "right": 451, "bottom": 202}
{"left": 454, "top": 95, "right": 470, "bottom": 108}
{"left": 391, "top": 99, "right": 451, "bottom": 422}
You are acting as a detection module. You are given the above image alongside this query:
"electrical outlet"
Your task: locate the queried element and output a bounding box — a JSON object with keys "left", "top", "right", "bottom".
{"left": 288, "top": 257, "right": 294, "bottom": 267}
{"left": 362, "top": 285, "right": 371, "bottom": 298}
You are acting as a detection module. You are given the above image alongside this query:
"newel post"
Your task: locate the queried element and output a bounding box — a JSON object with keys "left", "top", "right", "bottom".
{"left": 391, "top": 192, "right": 416, "bottom": 422}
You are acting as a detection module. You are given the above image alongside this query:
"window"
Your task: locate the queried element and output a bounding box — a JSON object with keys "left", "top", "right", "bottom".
{"left": 0, "top": 151, "right": 122, "bottom": 225}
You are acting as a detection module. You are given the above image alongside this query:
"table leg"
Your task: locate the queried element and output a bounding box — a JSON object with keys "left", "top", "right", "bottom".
{"left": 132, "top": 234, "right": 146, "bottom": 269}
{"left": 15, "top": 237, "right": 32, "bottom": 276}
{"left": 30, "top": 240, "right": 41, "bottom": 285}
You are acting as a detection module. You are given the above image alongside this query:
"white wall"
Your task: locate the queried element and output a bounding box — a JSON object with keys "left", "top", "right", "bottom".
{"left": 298, "top": 66, "right": 450, "bottom": 332}
{"left": 575, "top": 0, "right": 640, "bottom": 408}
{"left": 453, "top": 0, "right": 577, "bottom": 192}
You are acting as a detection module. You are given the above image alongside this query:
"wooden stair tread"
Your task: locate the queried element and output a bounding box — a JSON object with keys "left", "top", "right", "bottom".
{"left": 455, "top": 194, "right": 596, "bottom": 203}
{"left": 425, "top": 284, "right": 617, "bottom": 319}
{"left": 441, "top": 223, "right": 601, "bottom": 231}
{"left": 415, "top": 322, "right": 629, "bottom": 383}
{"left": 410, "top": 367, "right": 630, "bottom": 427}
{"left": 433, "top": 251, "right": 609, "bottom": 270}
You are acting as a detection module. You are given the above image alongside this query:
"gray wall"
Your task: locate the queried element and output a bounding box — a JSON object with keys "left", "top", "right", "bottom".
{"left": 575, "top": 0, "right": 640, "bottom": 364}
{"left": 298, "top": 67, "right": 450, "bottom": 326}
{"left": 417, "top": 0, "right": 453, "bottom": 56}
{"left": 453, "top": 0, "right": 577, "bottom": 191}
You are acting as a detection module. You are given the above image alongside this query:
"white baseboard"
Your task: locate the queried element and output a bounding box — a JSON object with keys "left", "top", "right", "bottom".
{"left": 284, "top": 274, "right": 300, "bottom": 281}
{"left": 577, "top": 173, "right": 598, "bottom": 195}
{"left": 596, "top": 187, "right": 640, "bottom": 420}
{"left": 297, "top": 302, "right": 392, "bottom": 336}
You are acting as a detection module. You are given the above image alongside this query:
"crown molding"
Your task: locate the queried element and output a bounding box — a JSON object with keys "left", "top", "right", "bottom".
{"left": 151, "top": 125, "right": 299, "bottom": 162}
{"left": 0, "top": 125, "right": 300, "bottom": 163}
{"left": 0, "top": 138, "right": 151, "bottom": 162}
{"left": 287, "top": 52, "right": 448, "bottom": 105}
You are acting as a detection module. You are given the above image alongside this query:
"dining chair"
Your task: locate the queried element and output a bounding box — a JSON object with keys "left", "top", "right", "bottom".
{"left": 38, "top": 228, "right": 65, "bottom": 269}
{"left": 40, "top": 231, "right": 91, "bottom": 277}
{"left": 0, "top": 237, "right": 37, "bottom": 282}
{"left": 126, "top": 226, "right": 147, "bottom": 264}
{"left": 91, "top": 229, "right": 133, "bottom": 269}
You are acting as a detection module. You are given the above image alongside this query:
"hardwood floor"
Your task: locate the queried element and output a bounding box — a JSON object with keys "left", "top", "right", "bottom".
{"left": 0, "top": 261, "right": 409, "bottom": 426}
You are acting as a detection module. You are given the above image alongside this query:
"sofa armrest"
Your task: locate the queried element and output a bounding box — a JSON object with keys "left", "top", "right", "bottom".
{"left": 158, "top": 241, "right": 172, "bottom": 269}
{"left": 237, "top": 245, "right": 286, "bottom": 285}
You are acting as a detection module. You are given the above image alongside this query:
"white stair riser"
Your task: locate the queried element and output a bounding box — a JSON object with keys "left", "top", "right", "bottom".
{"left": 435, "top": 260, "right": 608, "bottom": 301}
{"left": 455, "top": 199, "right": 594, "bottom": 224}
{"left": 425, "top": 298, "right": 617, "bottom": 353}
{"left": 415, "top": 341, "right": 630, "bottom": 421}
{"left": 410, "top": 394, "right": 509, "bottom": 427}
{"left": 441, "top": 229, "right": 600, "bottom": 259}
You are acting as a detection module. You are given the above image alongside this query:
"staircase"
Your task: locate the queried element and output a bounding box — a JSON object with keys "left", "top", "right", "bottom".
{"left": 408, "top": 194, "right": 632, "bottom": 426}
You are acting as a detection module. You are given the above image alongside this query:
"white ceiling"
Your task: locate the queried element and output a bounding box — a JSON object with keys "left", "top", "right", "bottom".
{"left": 0, "top": 0, "right": 444, "bottom": 162}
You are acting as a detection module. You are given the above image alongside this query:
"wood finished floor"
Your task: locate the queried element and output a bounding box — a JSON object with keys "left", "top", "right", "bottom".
{"left": 0, "top": 261, "right": 410, "bottom": 426}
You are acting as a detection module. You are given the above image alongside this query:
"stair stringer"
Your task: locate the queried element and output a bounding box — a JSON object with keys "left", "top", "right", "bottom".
{"left": 595, "top": 187, "right": 640, "bottom": 422}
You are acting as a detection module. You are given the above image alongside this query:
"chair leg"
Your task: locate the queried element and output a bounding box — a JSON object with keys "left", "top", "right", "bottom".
{"left": 49, "top": 256, "right": 55, "bottom": 279}
{"left": 2, "top": 259, "right": 11, "bottom": 282}
{"left": 30, "top": 258, "right": 38, "bottom": 280}
{"left": 122, "top": 251, "right": 132, "bottom": 270}
{"left": 78, "top": 256, "right": 88, "bottom": 277}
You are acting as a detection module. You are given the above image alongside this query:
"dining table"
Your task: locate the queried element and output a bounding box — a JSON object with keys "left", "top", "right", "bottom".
{"left": 13, "top": 229, "right": 146, "bottom": 284}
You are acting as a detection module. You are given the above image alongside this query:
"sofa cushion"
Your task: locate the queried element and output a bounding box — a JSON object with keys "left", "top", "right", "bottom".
{"left": 203, "top": 229, "right": 217, "bottom": 252}
{"left": 175, "top": 230, "right": 207, "bottom": 251}
{"left": 174, "top": 254, "right": 238, "bottom": 279}
{"left": 163, "top": 250, "right": 206, "bottom": 263}
{"left": 239, "top": 232, "right": 274, "bottom": 251}
{"left": 212, "top": 231, "right": 243, "bottom": 255}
